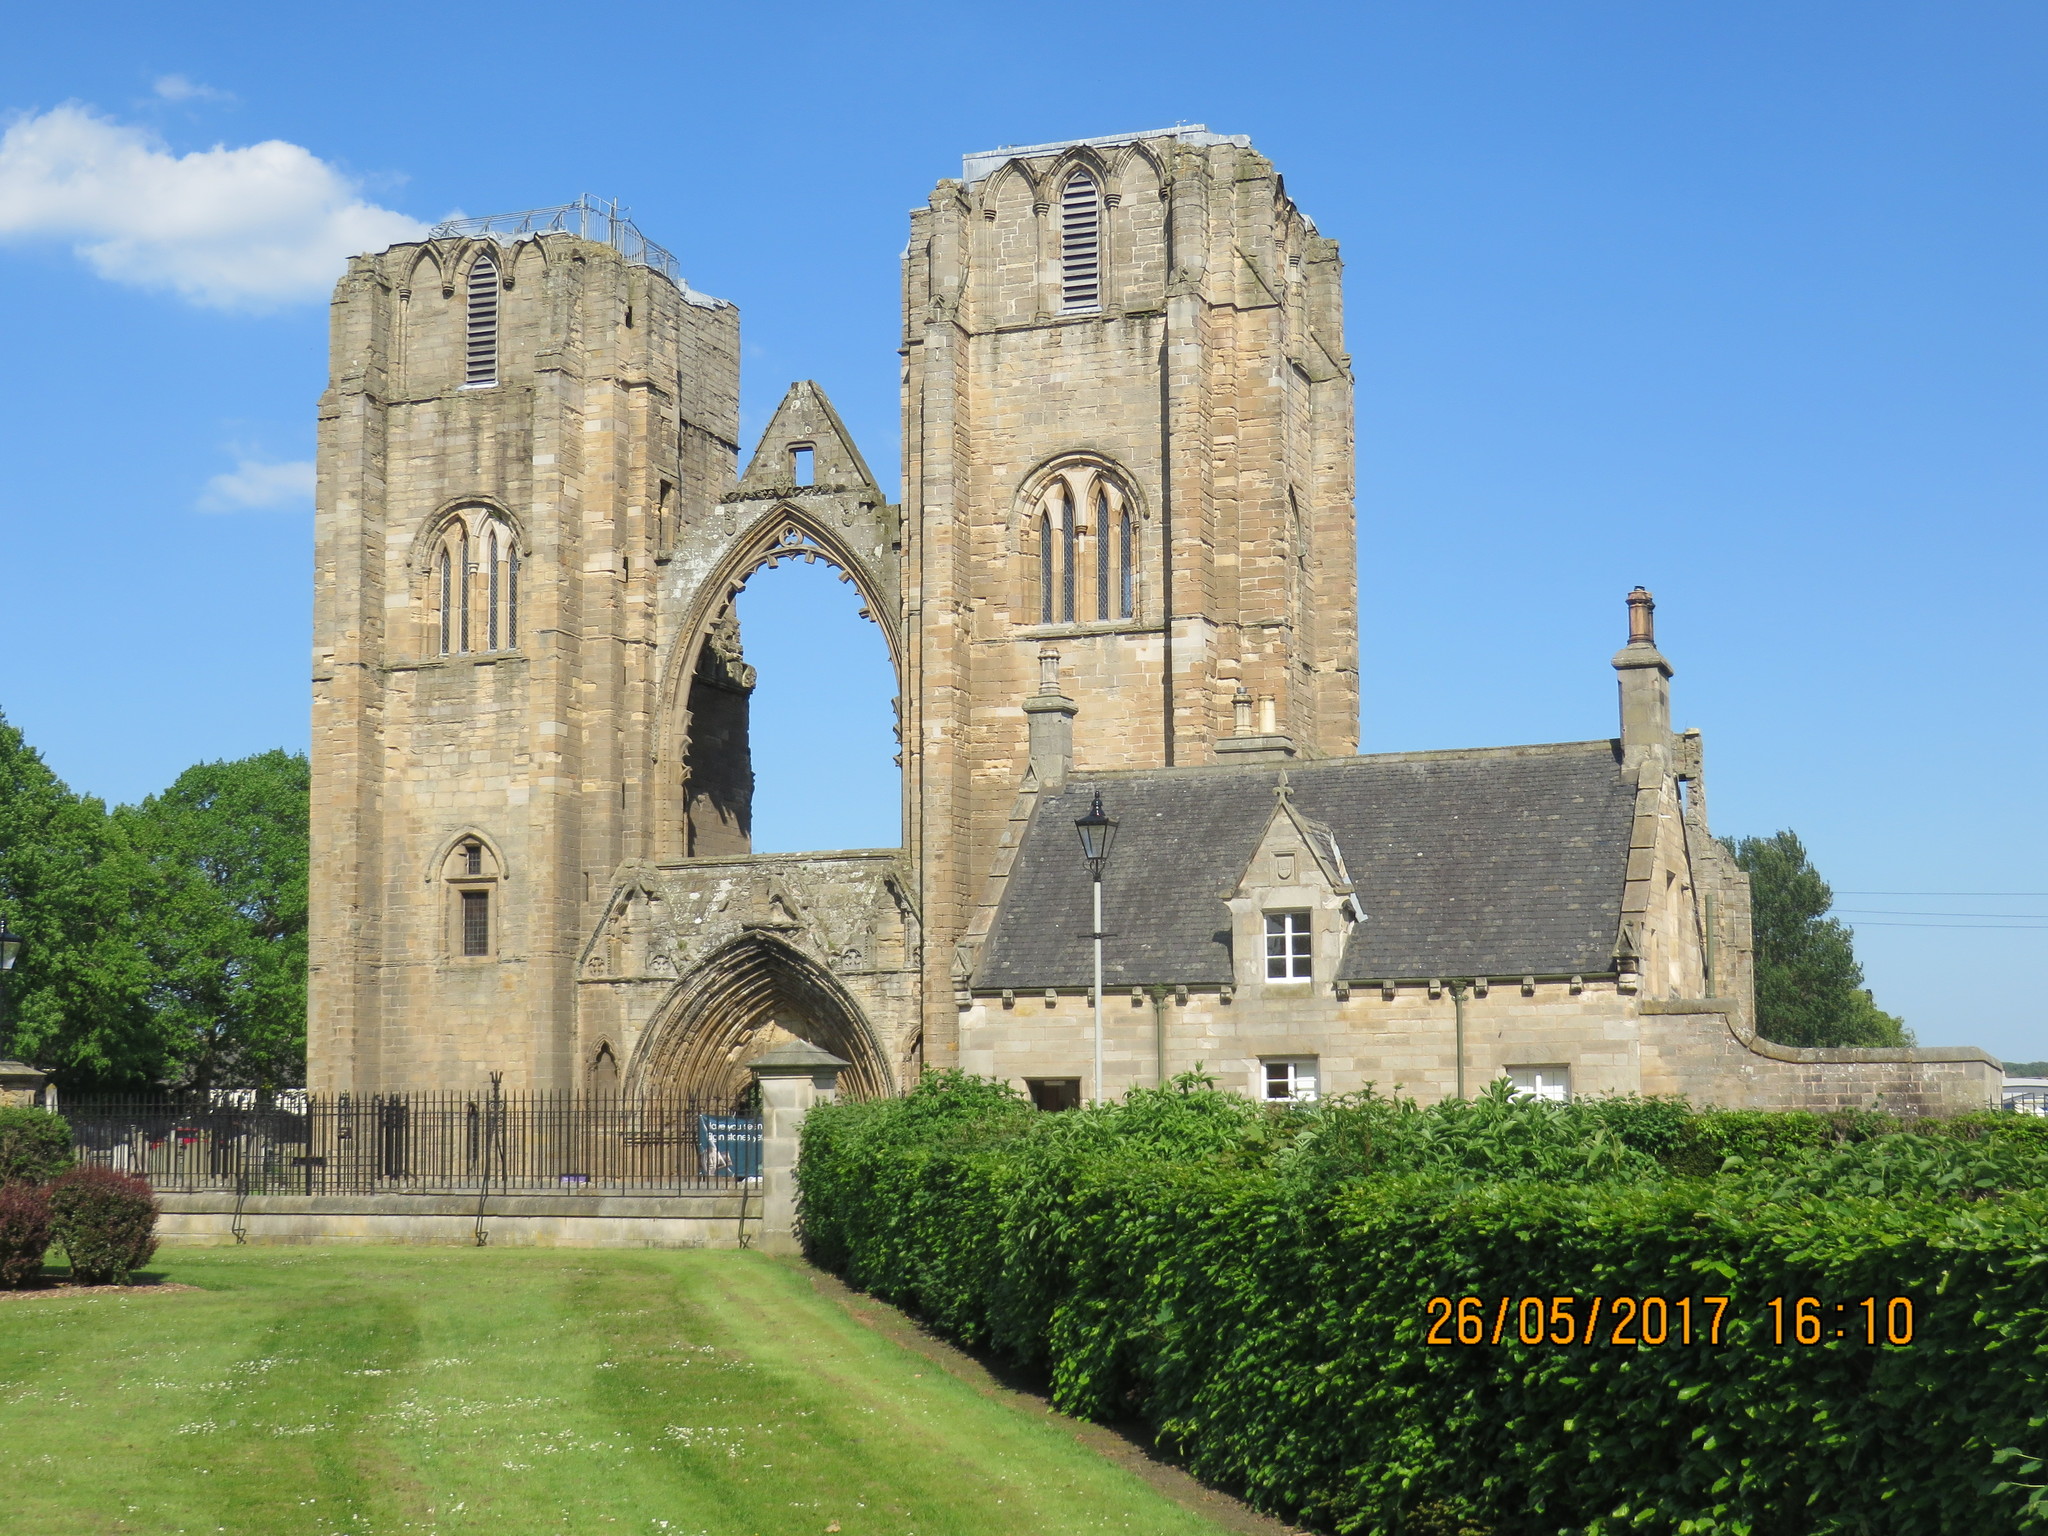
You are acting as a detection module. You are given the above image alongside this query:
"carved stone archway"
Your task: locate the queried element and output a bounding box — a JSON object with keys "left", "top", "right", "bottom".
{"left": 626, "top": 933, "right": 894, "bottom": 1105}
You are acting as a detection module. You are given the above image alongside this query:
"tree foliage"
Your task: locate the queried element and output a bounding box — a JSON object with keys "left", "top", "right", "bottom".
{"left": 0, "top": 709, "right": 307, "bottom": 1089}
{"left": 113, "top": 750, "right": 309, "bottom": 1090}
{"left": 0, "top": 712, "right": 154, "bottom": 1083}
{"left": 1731, "top": 829, "right": 1911, "bottom": 1048}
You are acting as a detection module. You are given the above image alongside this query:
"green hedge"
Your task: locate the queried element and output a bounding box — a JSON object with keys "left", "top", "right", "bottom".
{"left": 800, "top": 1076, "right": 2048, "bottom": 1535}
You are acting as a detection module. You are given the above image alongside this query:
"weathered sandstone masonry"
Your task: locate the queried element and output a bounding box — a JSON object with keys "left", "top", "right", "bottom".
{"left": 308, "top": 148, "right": 1998, "bottom": 1117}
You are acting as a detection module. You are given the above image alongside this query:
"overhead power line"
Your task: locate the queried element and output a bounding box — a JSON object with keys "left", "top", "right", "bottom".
{"left": 1836, "top": 891, "right": 2048, "bottom": 898}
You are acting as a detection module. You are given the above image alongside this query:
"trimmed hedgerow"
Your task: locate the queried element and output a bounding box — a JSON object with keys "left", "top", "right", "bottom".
{"left": 0, "top": 1105, "right": 73, "bottom": 1184}
{"left": 48, "top": 1165, "right": 158, "bottom": 1285}
{"left": 800, "top": 1075, "right": 2048, "bottom": 1535}
{"left": 0, "top": 1181, "right": 53, "bottom": 1288}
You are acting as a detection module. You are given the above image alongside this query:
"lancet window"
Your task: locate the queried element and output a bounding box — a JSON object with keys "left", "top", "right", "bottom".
{"left": 464, "top": 252, "right": 499, "bottom": 387}
{"left": 1059, "top": 171, "right": 1101, "bottom": 313}
{"left": 1028, "top": 464, "right": 1136, "bottom": 627}
{"left": 430, "top": 509, "right": 519, "bottom": 656}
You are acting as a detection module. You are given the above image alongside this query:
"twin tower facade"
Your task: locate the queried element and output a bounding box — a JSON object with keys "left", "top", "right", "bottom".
{"left": 309, "top": 130, "right": 1357, "bottom": 1097}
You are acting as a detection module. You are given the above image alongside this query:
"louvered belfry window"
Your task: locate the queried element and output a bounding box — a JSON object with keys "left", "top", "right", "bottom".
{"left": 465, "top": 252, "right": 499, "bottom": 386}
{"left": 1059, "top": 171, "right": 1101, "bottom": 312}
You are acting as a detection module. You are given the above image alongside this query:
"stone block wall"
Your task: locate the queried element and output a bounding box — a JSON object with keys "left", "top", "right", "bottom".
{"left": 906, "top": 130, "right": 1357, "bottom": 1071}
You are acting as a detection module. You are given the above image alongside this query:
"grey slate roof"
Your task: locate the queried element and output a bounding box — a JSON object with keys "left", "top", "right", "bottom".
{"left": 973, "top": 741, "right": 1638, "bottom": 989}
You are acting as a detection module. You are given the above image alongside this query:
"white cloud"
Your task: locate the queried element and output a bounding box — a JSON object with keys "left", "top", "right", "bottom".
{"left": 198, "top": 458, "right": 314, "bottom": 513}
{"left": 152, "top": 75, "right": 231, "bottom": 104}
{"left": 0, "top": 104, "right": 428, "bottom": 308}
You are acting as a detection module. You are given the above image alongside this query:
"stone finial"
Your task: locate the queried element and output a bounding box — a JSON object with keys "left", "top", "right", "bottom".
{"left": 1038, "top": 646, "right": 1062, "bottom": 694}
{"left": 1022, "top": 650, "right": 1077, "bottom": 792}
{"left": 1233, "top": 686, "right": 1254, "bottom": 736}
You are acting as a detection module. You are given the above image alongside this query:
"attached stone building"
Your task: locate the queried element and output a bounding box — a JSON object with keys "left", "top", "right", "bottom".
{"left": 308, "top": 140, "right": 1999, "bottom": 1116}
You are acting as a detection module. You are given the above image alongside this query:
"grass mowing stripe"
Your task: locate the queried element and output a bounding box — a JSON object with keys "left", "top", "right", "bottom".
{"left": 185, "top": 1292, "right": 427, "bottom": 1535}
{"left": 0, "top": 1248, "right": 1246, "bottom": 1536}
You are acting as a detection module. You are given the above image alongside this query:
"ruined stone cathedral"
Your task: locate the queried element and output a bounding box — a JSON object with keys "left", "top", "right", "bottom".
{"left": 309, "top": 128, "right": 1997, "bottom": 1115}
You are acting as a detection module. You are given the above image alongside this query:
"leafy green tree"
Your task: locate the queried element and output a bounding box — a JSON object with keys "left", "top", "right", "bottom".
{"left": 0, "top": 711, "right": 156, "bottom": 1086}
{"left": 1730, "top": 830, "right": 1911, "bottom": 1049}
{"left": 113, "top": 751, "right": 308, "bottom": 1091}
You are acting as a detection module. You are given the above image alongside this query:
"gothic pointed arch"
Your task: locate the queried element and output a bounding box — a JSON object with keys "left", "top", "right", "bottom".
{"left": 625, "top": 933, "right": 894, "bottom": 1103}
{"left": 1012, "top": 451, "right": 1147, "bottom": 629}
{"left": 655, "top": 382, "right": 901, "bottom": 862}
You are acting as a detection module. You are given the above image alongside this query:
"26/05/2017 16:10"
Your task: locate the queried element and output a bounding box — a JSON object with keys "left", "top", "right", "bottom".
{"left": 1422, "top": 1295, "right": 1916, "bottom": 1347}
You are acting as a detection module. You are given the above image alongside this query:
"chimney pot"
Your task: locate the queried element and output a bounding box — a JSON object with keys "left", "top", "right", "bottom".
{"left": 1626, "top": 586, "right": 1656, "bottom": 646}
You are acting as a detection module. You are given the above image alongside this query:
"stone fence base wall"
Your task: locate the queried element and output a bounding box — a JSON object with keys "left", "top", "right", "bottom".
{"left": 1640, "top": 1001, "right": 2002, "bottom": 1116}
{"left": 154, "top": 1191, "right": 756, "bottom": 1250}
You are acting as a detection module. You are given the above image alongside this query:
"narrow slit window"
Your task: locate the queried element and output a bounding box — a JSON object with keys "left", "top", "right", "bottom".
{"left": 487, "top": 532, "right": 501, "bottom": 651}
{"left": 463, "top": 841, "right": 483, "bottom": 877}
{"left": 791, "top": 445, "right": 814, "bottom": 486}
{"left": 1059, "top": 489, "right": 1076, "bottom": 623}
{"left": 507, "top": 543, "right": 519, "bottom": 646}
{"left": 1095, "top": 490, "right": 1111, "bottom": 620}
{"left": 437, "top": 548, "right": 453, "bottom": 655}
{"left": 1059, "top": 172, "right": 1101, "bottom": 312}
{"left": 458, "top": 530, "right": 471, "bottom": 653}
{"left": 1118, "top": 511, "right": 1135, "bottom": 618}
{"left": 465, "top": 253, "right": 499, "bottom": 387}
{"left": 1039, "top": 514, "right": 1055, "bottom": 624}
{"left": 462, "top": 889, "right": 490, "bottom": 957}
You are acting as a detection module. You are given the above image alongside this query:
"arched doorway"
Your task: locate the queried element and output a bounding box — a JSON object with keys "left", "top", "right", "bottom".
{"left": 627, "top": 933, "right": 894, "bottom": 1104}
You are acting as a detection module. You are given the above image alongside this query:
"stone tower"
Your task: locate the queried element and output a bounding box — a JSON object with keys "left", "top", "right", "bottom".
{"left": 902, "top": 128, "right": 1357, "bottom": 1064}
{"left": 309, "top": 205, "right": 739, "bottom": 1092}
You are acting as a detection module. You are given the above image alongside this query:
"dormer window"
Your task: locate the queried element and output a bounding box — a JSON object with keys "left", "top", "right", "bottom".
{"left": 1265, "top": 911, "right": 1312, "bottom": 980}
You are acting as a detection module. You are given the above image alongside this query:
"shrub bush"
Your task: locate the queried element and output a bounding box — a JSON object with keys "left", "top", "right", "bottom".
{"left": 0, "top": 1181, "right": 53, "bottom": 1288}
{"left": 0, "top": 1105, "right": 73, "bottom": 1184}
{"left": 801, "top": 1076, "right": 2048, "bottom": 1535}
{"left": 48, "top": 1166, "right": 158, "bottom": 1285}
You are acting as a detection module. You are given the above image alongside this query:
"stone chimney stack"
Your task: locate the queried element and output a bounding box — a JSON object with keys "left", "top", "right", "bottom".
{"left": 1612, "top": 586, "right": 1672, "bottom": 768}
{"left": 1022, "top": 647, "right": 1076, "bottom": 792}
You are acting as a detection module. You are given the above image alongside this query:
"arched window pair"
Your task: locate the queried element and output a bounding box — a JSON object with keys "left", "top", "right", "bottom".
{"left": 1031, "top": 466, "right": 1136, "bottom": 626}
{"left": 431, "top": 510, "right": 519, "bottom": 656}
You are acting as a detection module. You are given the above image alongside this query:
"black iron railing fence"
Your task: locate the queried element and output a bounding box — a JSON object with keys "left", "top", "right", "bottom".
{"left": 63, "top": 1091, "right": 761, "bottom": 1196}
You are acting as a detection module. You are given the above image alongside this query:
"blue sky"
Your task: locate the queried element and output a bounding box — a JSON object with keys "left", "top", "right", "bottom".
{"left": 0, "top": 2, "right": 2043, "bottom": 1058}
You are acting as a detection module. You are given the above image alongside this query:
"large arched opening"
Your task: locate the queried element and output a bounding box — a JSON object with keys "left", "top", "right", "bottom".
{"left": 627, "top": 933, "right": 894, "bottom": 1103}
{"left": 677, "top": 519, "right": 900, "bottom": 857}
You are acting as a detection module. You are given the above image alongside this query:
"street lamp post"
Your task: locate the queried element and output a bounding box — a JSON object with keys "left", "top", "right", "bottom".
{"left": 1073, "top": 792, "right": 1118, "bottom": 1105}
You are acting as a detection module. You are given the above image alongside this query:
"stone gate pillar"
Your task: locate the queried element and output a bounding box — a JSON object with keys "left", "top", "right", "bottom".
{"left": 748, "top": 1040, "right": 849, "bottom": 1255}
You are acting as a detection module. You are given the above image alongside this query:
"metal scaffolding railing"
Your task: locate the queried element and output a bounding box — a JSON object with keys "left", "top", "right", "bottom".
{"left": 429, "top": 197, "right": 682, "bottom": 284}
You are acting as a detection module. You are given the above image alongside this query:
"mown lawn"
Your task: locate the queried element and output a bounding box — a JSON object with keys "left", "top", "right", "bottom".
{"left": 0, "top": 1247, "right": 1239, "bottom": 1536}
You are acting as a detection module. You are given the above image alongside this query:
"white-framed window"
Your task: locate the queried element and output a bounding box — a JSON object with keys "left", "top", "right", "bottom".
{"left": 1505, "top": 1065, "right": 1571, "bottom": 1103}
{"left": 1059, "top": 170, "right": 1101, "bottom": 312}
{"left": 1262, "top": 1058, "right": 1319, "bottom": 1103}
{"left": 1265, "top": 911, "right": 1312, "bottom": 980}
{"left": 464, "top": 251, "right": 500, "bottom": 388}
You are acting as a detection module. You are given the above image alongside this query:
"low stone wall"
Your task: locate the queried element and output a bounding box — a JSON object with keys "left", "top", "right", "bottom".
{"left": 155, "top": 1190, "right": 756, "bottom": 1249}
{"left": 1639, "top": 1001, "right": 2002, "bottom": 1116}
